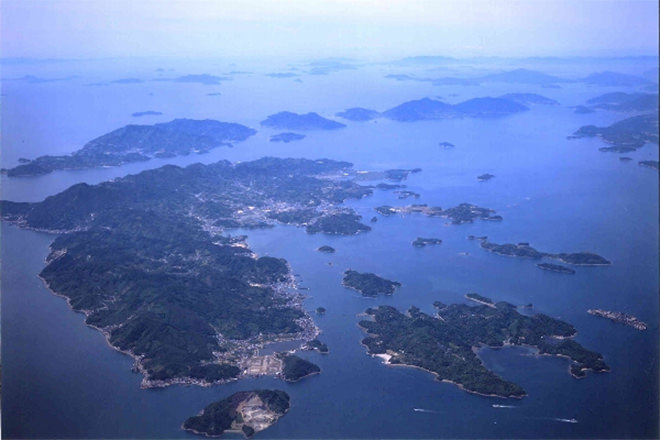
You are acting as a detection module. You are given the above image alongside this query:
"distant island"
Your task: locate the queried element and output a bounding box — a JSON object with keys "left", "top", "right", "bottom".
{"left": 261, "top": 111, "right": 346, "bottom": 130}
{"left": 359, "top": 299, "right": 608, "bottom": 398}
{"left": 536, "top": 263, "right": 576, "bottom": 274}
{"left": 498, "top": 93, "right": 559, "bottom": 106}
{"left": 588, "top": 309, "right": 647, "bottom": 331}
{"left": 570, "top": 113, "right": 658, "bottom": 153}
{"left": 317, "top": 245, "right": 336, "bottom": 253}
{"left": 412, "top": 237, "right": 442, "bottom": 247}
{"left": 438, "top": 141, "right": 455, "bottom": 148}
{"left": 1, "top": 158, "right": 386, "bottom": 387}
{"left": 270, "top": 132, "right": 306, "bottom": 143}
{"left": 335, "top": 107, "right": 381, "bottom": 121}
{"left": 4, "top": 119, "right": 257, "bottom": 177}
{"left": 182, "top": 390, "right": 290, "bottom": 438}
{"left": 382, "top": 96, "right": 528, "bottom": 121}
{"left": 480, "top": 241, "right": 611, "bottom": 266}
{"left": 579, "top": 71, "right": 652, "bottom": 87}
{"left": 639, "top": 160, "right": 659, "bottom": 170}
{"left": 585, "top": 92, "right": 658, "bottom": 112}
{"left": 376, "top": 203, "right": 502, "bottom": 224}
{"left": 477, "top": 173, "right": 495, "bottom": 181}
{"left": 131, "top": 110, "right": 163, "bottom": 117}
{"left": 342, "top": 270, "right": 401, "bottom": 297}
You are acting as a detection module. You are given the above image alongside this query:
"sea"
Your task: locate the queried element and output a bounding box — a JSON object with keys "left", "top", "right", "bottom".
{"left": 1, "top": 56, "right": 658, "bottom": 439}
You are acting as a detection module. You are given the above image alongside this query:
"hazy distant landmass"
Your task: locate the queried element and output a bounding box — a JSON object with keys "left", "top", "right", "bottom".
{"left": 584, "top": 92, "right": 658, "bottom": 113}
{"left": 580, "top": 71, "right": 652, "bottom": 87}
{"left": 639, "top": 160, "right": 659, "bottom": 170}
{"left": 305, "top": 59, "right": 357, "bottom": 75}
{"left": 270, "top": 132, "right": 306, "bottom": 143}
{"left": 131, "top": 110, "right": 163, "bottom": 117}
{"left": 571, "top": 112, "right": 659, "bottom": 152}
{"left": 342, "top": 270, "right": 401, "bottom": 296}
{"left": 0, "top": 157, "right": 384, "bottom": 386}
{"left": 359, "top": 300, "right": 608, "bottom": 397}
{"left": 382, "top": 96, "right": 528, "bottom": 121}
{"left": 183, "top": 390, "right": 290, "bottom": 438}
{"left": 498, "top": 93, "right": 559, "bottom": 106}
{"left": 335, "top": 107, "right": 381, "bottom": 121}
{"left": 261, "top": 111, "right": 346, "bottom": 130}
{"left": 412, "top": 237, "right": 442, "bottom": 247}
{"left": 478, "top": 68, "right": 566, "bottom": 85}
{"left": 480, "top": 241, "right": 611, "bottom": 266}
{"left": 171, "top": 74, "right": 229, "bottom": 85}
{"left": 4, "top": 119, "right": 257, "bottom": 176}
{"left": 266, "top": 72, "right": 300, "bottom": 78}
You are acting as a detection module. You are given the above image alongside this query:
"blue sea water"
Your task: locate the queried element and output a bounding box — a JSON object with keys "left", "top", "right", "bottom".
{"left": 1, "top": 57, "right": 658, "bottom": 438}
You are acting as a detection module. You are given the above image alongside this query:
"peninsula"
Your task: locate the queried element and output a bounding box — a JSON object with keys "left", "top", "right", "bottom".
{"left": 359, "top": 299, "right": 608, "bottom": 398}
{"left": 570, "top": 112, "right": 659, "bottom": 152}
{"left": 4, "top": 119, "right": 256, "bottom": 177}
{"left": 183, "top": 390, "right": 290, "bottom": 438}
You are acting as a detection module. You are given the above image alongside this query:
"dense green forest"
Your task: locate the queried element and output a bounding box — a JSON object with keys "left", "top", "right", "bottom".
{"left": 359, "top": 300, "right": 608, "bottom": 397}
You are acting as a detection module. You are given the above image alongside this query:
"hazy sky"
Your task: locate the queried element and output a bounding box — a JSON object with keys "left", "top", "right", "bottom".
{"left": 2, "top": 0, "right": 658, "bottom": 59}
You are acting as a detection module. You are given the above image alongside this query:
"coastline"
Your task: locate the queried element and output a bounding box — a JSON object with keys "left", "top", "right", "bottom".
{"left": 38, "top": 247, "right": 320, "bottom": 389}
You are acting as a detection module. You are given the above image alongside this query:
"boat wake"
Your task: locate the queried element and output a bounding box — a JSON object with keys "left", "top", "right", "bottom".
{"left": 492, "top": 404, "right": 518, "bottom": 409}
{"left": 553, "top": 418, "right": 578, "bottom": 424}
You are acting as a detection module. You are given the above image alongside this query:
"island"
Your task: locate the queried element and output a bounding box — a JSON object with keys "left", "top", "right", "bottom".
{"left": 570, "top": 112, "right": 659, "bottom": 152}
{"left": 182, "top": 390, "right": 290, "bottom": 438}
{"left": 381, "top": 96, "right": 528, "bottom": 121}
{"left": 412, "top": 237, "right": 442, "bottom": 247}
{"left": 438, "top": 141, "right": 455, "bottom": 148}
{"left": 335, "top": 107, "right": 381, "bottom": 121}
{"left": 359, "top": 300, "right": 608, "bottom": 398}
{"left": 342, "top": 270, "right": 401, "bottom": 297}
{"left": 579, "top": 71, "right": 651, "bottom": 87}
{"left": 131, "top": 110, "right": 163, "bottom": 117}
{"left": 480, "top": 241, "right": 611, "bottom": 266}
{"left": 585, "top": 92, "right": 658, "bottom": 112}
{"left": 395, "top": 190, "right": 420, "bottom": 199}
{"left": 260, "top": 111, "right": 346, "bottom": 130}
{"left": 0, "top": 157, "right": 386, "bottom": 387}
{"left": 280, "top": 353, "right": 321, "bottom": 381}
{"left": 588, "top": 309, "right": 647, "bottom": 331}
{"left": 375, "top": 203, "right": 501, "bottom": 224}
{"left": 317, "top": 245, "right": 336, "bottom": 253}
{"left": 270, "top": 132, "right": 306, "bottom": 143}
{"left": 536, "top": 263, "right": 576, "bottom": 274}
{"left": 498, "top": 93, "right": 559, "bottom": 106}
{"left": 477, "top": 173, "right": 495, "bottom": 181}
{"left": 619, "top": 157, "right": 633, "bottom": 162}
{"left": 639, "top": 160, "right": 659, "bottom": 170}
{"left": 315, "top": 307, "right": 326, "bottom": 315}
{"left": 4, "top": 119, "right": 257, "bottom": 177}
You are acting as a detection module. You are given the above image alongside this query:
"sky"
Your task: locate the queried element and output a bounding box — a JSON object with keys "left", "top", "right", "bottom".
{"left": 1, "top": 0, "right": 658, "bottom": 60}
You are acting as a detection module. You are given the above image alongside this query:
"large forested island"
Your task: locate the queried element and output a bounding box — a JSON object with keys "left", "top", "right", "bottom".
{"left": 570, "top": 112, "right": 659, "bottom": 152}
{"left": 0, "top": 157, "right": 384, "bottom": 387}
{"left": 4, "top": 119, "right": 257, "bottom": 177}
{"left": 359, "top": 298, "right": 608, "bottom": 398}
{"left": 183, "top": 389, "right": 290, "bottom": 438}
{"left": 343, "top": 270, "right": 401, "bottom": 297}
